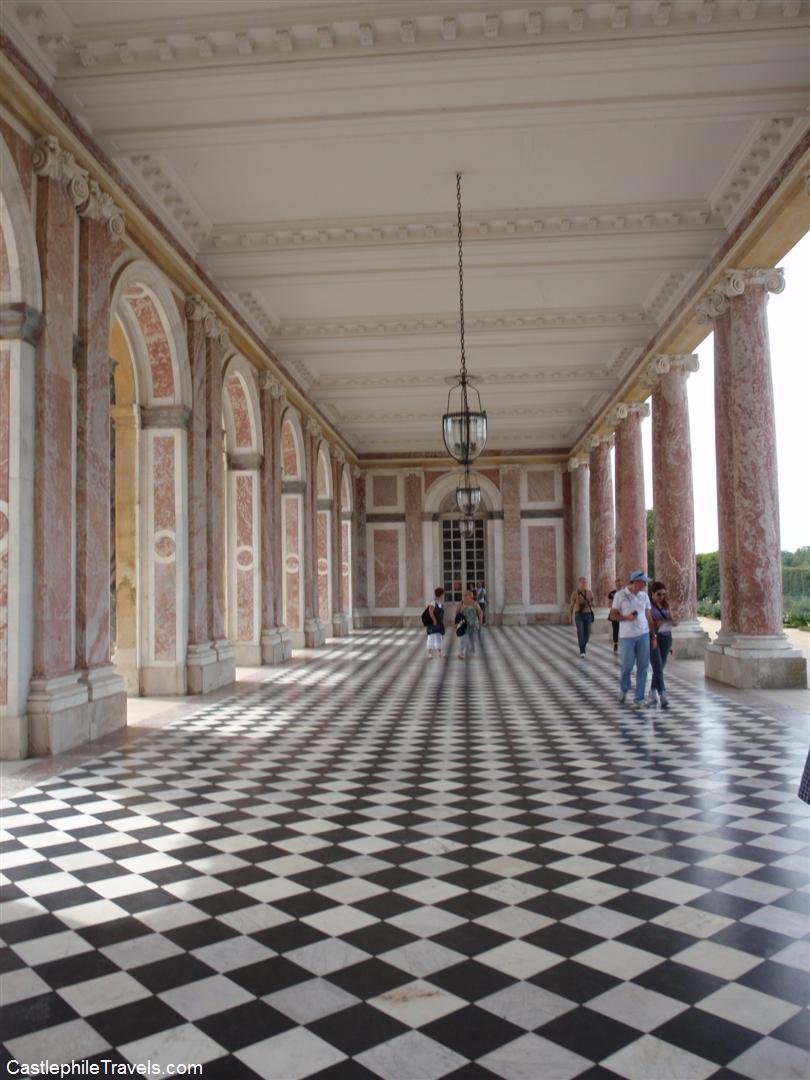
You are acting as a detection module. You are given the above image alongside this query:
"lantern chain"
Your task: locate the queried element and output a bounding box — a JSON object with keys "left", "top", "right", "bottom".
{"left": 456, "top": 172, "right": 466, "bottom": 378}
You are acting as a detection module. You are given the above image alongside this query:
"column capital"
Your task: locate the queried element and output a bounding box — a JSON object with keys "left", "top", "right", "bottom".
{"left": 140, "top": 404, "right": 192, "bottom": 430}
{"left": 305, "top": 417, "right": 322, "bottom": 439}
{"left": 184, "top": 294, "right": 230, "bottom": 347}
{"left": 608, "top": 401, "right": 650, "bottom": 427}
{"left": 500, "top": 463, "right": 523, "bottom": 474}
{"left": 587, "top": 432, "right": 614, "bottom": 451}
{"left": 33, "top": 135, "right": 125, "bottom": 237}
{"left": 567, "top": 456, "right": 589, "bottom": 471}
{"left": 696, "top": 267, "right": 785, "bottom": 322}
{"left": 258, "top": 372, "right": 286, "bottom": 400}
{"left": 333, "top": 447, "right": 346, "bottom": 464}
{"left": 642, "top": 353, "right": 699, "bottom": 387}
{"left": 351, "top": 465, "right": 364, "bottom": 479}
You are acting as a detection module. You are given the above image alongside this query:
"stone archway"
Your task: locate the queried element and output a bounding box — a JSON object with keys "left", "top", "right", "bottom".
{"left": 280, "top": 409, "right": 306, "bottom": 647}
{"left": 109, "top": 261, "right": 191, "bottom": 695}
{"left": 0, "top": 134, "right": 43, "bottom": 756}
{"left": 222, "top": 355, "right": 263, "bottom": 665}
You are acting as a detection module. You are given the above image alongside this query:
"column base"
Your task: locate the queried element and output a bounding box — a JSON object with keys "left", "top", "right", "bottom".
{"left": 112, "top": 646, "right": 139, "bottom": 696}
{"left": 1, "top": 712, "right": 28, "bottom": 760}
{"left": 26, "top": 667, "right": 127, "bottom": 757}
{"left": 331, "top": 613, "right": 351, "bottom": 637}
{"left": 186, "top": 641, "right": 236, "bottom": 694}
{"left": 352, "top": 608, "right": 372, "bottom": 630}
{"left": 501, "top": 604, "right": 528, "bottom": 627}
{"left": 234, "top": 643, "right": 263, "bottom": 667}
{"left": 671, "top": 620, "right": 709, "bottom": 659}
{"left": 141, "top": 664, "right": 188, "bottom": 696}
{"left": 304, "top": 618, "right": 327, "bottom": 648}
{"left": 705, "top": 634, "right": 807, "bottom": 689}
{"left": 261, "top": 627, "right": 293, "bottom": 664}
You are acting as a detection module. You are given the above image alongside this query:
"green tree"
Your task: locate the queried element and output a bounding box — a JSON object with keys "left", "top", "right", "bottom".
{"left": 696, "top": 551, "right": 721, "bottom": 601}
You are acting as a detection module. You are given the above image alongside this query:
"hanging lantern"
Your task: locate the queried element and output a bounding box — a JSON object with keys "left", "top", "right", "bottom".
{"left": 458, "top": 516, "right": 476, "bottom": 538}
{"left": 455, "top": 468, "right": 481, "bottom": 515}
{"left": 442, "top": 173, "right": 487, "bottom": 464}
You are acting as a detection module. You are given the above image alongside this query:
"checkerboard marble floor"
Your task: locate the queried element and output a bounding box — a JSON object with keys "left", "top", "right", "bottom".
{"left": 2, "top": 627, "right": 809, "bottom": 1079}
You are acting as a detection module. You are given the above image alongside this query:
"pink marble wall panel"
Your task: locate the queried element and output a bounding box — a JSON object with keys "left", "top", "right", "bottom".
{"left": 0, "top": 120, "right": 33, "bottom": 206}
{"left": 75, "top": 216, "right": 114, "bottom": 670}
{"left": 528, "top": 525, "right": 558, "bottom": 605}
{"left": 125, "top": 292, "right": 174, "bottom": 400}
{"left": 284, "top": 495, "right": 301, "bottom": 631}
{"left": 152, "top": 435, "right": 177, "bottom": 662}
{"left": 341, "top": 472, "right": 351, "bottom": 512}
{"left": 0, "top": 350, "right": 8, "bottom": 703}
{"left": 652, "top": 371, "right": 697, "bottom": 623}
{"left": 372, "top": 474, "right": 398, "bottom": 508}
{"left": 589, "top": 441, "right": 615, "bottom": 606}
{"left": 205, "top": 338, "right": 226, "bottom": 641}
{"left": 479, "top": 469, "right": 501, "bottom": 492}
{"left": 501, "top": 469, "right": 523, "bottom": 606}
{"left": 281, "top": 419, "right": 299, "bottom": 478}
{"left": 317, "top": 509, "right": 330, "bottom": 622}
{"left": 373, "top": 528, "right": 400, "bottom": 609}
{"left": 225, "top": 373, "right": 253, "bottom": 450}
{"left": 404, "top": 473, "right": 423, "bottom": 608}
{"left": 562, "top": 469, "right": 573, "bottom": 599}
{"left": 235, "top": 472, "right": 254, "bottom": 642}
{"left": 423, "top": 471, "right": 449, "bottom": 493}
{"left": 527, "top": 470, "right": 555, "bottom": 503}
{"left": 186, "top": 317, "right": 208, "bottom": 646}
{"left": 614, "top": 412, "right": 647, "bottom": 579}
{"left": 341, "top": 520, "right": 351, "bottom": 613}
{"left": 317, "top": 452, "right": 329, "bottom": 498}
{"left": 353, "top": 474, "right": 368, "bottom": 609}
{"left": 33, "top": 175, "right": 75, "bottom": 677}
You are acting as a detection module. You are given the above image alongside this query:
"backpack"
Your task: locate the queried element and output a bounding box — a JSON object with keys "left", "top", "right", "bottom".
{"left": 421, "top": 606, "right": 433, "bottom": 628}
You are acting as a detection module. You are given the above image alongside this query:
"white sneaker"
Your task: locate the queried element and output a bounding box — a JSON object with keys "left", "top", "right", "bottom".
{"left": 580, "top": 653, "right": 586, "bottom": 658}
{"left": 647, "top": 693, "right": 658, "bottom": 709}
{"left": 618, "top": 692, "right": 626, "bottom": 704}
{"left": 660, "top": 693, "right": 670, "bottom": 710}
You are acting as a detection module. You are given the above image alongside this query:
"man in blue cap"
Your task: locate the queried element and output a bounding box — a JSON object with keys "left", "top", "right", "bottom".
{"left": 610, "top": 570, "right": 656, "bottom": 708}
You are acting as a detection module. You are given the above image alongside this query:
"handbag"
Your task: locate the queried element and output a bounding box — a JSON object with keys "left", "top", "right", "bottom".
{"left": 455, "top": 612, "right": 467, "bottom": 638}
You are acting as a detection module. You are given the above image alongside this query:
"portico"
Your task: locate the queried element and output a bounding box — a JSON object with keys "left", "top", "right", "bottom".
{"left": 1, "top": 1, "right": 809, "bottom": 760}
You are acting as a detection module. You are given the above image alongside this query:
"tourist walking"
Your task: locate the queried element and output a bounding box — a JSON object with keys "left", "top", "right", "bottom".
{"left": 568, "top": 576, "right": 595, "bottom": 657}
{"left": 456, "top": 590, "right": 483, "bottom": 659}
{"left": 607, "top": 578, "right": 622, "bottom": 653}
{"left": 423, "top": 587, "right": 446, "bottom": 659}
{"left": 476, "top": 581, "right": 488, "bottom": 624}
{"left": 648, "top": 581, "right": 674, "bottom": 709}
{"left": 610, "top": 571, "right": 656, "bottom": 707}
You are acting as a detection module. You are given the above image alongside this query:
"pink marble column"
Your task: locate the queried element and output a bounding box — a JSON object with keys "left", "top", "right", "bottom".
{"left": 562, "top": 468, "right": 573, "bottom": 600}
{"left": 259, "top": 376, "right": 290, "bottom": 662}
{"left": 568, "top": 458, "right": 591, "bottom": 585}
{"left": 404, "top": 470, "right": 424, "bottom": 617}
{"left": 331, "top": 453, "right": 349, "bottom": 635}
{"left": 303, "top": 420, "right": 325, "bottom": 647}
{"left": 647, "top": 354, "right": 708, "bottom": 657}
{"left": 75, "top": 215, "right": 113, "bottom": 671}
{"left": 613, "top": 403, "right": 649, "bottom": 580}
{"left": 184, "top": 296, "right": 234, "bottom": 692}
{"left": 588, "top": 434, "right": 615, "bottom": 607}
{"left": 352, "top": 468, "right": 370, "bottom": 627}
{"left": 500, "top": 465, "right": 527, "bottom": 624}
{"left": 698, "top": 268, "right": 804, "bottom": 688}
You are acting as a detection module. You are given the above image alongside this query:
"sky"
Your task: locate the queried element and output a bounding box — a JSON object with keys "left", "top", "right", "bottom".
{"left": 640, "top": 233, "right": 810, "bottom": 554}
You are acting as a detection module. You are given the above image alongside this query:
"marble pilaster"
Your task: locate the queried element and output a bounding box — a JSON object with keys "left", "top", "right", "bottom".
{"left": 646, "top": 354, "right": 708, "bottom": 658}
{"left": 259, "top": 376, "right": 291, "bottom": 663}
{"left": 303, "top": 420, "right": 326, "bottom": 647}
{"left": 612, "top": 402, "right": 649, "bottom": 581}
{"left": 568, "top": 457, "right": 591, "bottom": 585}
{"left": 352, "top": 468, "right": 370, "bottom": 628}
{"left": 588, "top": 434, "right": 615, "bottom": 612}
{"left": 500, "top": 465, "right": 527, "bottom": 625}
{"left": 698, "top": 269, "right": 805, "bottom": 688}
{"left": 404, "top": 470, "right": 424, "bottom": 623}
{"left": 331, "top": 452, "right": 350, "bottom": 637}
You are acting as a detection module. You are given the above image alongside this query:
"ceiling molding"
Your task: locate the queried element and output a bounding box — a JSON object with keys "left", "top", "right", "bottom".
{"left": 203, "top": 201, "right": 725, "bottom": 254}
{"left": 117, "top": 153, "right": 211, "bottom": 252}
{"left": 309, "top": 367, "right": 617, "bottom": 391}
{"left": 272, "top": 308, "right": 651, "bottom": 340}
{"left": 12, "top": 1, "right": 807, "bottom": 79}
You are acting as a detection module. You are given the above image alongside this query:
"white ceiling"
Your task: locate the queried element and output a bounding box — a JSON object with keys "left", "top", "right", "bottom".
{"left": 6, "top": 0, "right": 809, "bottom": 456}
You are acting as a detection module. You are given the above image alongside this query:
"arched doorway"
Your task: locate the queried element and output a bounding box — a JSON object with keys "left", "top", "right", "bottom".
{"left": 438, "top": 498, "right": 486, "bottom": 605}
{"left": 109, "top": 262, "right": 191, "bottom": 695}
{"left": 222, "top": 356, "right": 262, "bottom": 665}
{"left": 281, "top": 410, "right": 305, "bottom": 647}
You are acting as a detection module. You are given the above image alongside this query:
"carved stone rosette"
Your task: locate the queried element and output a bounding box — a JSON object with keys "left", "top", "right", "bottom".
{"left": 696, "top": 267, "right": 785, "bottom": 322}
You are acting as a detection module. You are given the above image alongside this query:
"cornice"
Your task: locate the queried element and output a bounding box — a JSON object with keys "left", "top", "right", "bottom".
{"left": 696, "top": 266, "right": 785, "bottom": 320}
{"left": 273, "top": 308, "right": 650, "bottom": 340}
{"left": 10, "top": 2, "right": 807, "bottom": 79}
{"left": 204, "top": 202, "right": 723, "bottom": 255}
{"left": 123, "top": 154, "right": 210, "bottom": 251}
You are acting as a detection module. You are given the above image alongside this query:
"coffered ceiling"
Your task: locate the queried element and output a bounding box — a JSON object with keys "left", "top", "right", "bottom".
{"left": 4, "top": 1, "right": 809, "bottom": 457}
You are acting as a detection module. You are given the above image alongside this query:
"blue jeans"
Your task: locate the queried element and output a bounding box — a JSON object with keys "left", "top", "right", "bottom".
{"left": 619, "top": 635, "right": 650, "bottom": 701}
{"left": 650, "top": 633, "right": 672, "bottom": 693}
{"left": 574, "top": 612, "right": 593, "bottom": 654}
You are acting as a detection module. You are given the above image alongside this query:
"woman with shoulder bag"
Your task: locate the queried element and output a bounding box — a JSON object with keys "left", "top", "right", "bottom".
{"left": 568, "top": 577, "right": 595, "bottom": 658}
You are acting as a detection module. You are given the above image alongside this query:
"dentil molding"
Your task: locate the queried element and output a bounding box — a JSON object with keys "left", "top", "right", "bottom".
{"left": 696, "top": 267, "right": 785, "bottom": 321}
{"left": 32, "top": 135, "right": 125, "bottom": 237}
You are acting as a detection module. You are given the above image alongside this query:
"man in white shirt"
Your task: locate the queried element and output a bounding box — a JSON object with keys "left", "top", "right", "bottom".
{"left": 609, "top": 570, "right": 656, "bottom": 707}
